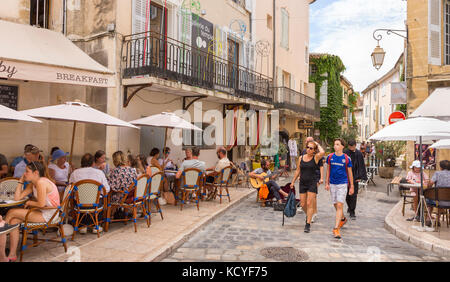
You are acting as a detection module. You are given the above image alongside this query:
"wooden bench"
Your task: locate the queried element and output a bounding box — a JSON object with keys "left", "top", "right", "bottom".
{"left": 387, "top": 176, "right": 402, "bottom": 195}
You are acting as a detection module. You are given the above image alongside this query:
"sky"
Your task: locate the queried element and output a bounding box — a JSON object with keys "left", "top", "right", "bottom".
{"left": 309, "top": 0, "right": 407, "bottom": 93}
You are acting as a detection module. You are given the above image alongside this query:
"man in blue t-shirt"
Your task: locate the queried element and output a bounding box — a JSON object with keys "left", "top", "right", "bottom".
{"left": 325, "top": 138, "right": 354, "bottom": 239}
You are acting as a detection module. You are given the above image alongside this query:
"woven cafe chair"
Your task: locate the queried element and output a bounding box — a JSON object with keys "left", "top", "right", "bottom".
{"left": 146, "top": 171, "right": 164, "bottom": 225}
{"left": 179, "top": 168, "right": 203, "bottom": 211}
{"left": 71, "top": 180, "right": 106, "bottom": 240}
{"left": 19, "top": 185, "right": 73, "bottom": 262}
{"left": 105, "top": 174, "right": 150, "bottom": 233}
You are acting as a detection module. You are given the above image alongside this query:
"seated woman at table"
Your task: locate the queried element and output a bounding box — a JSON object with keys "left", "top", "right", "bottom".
{"left": 108, "top": 151, "right": 138, "bottom": 204}
{"left": 128, "top": 154, "right": 145, "bottom": 177}
{"left": 94, "top": 150, "right": 110, "bottom": 176}
{"left": 48, "top": 149, "right": 72, "bottom": 198}
{"left": 0, "top": 161, "right": 60, "bottom": 262}
{"left": 406, "top": 160, "right": 430, "bottom": 222}
{"left": 147, "top": 148, "right": 163, "bottom": 172}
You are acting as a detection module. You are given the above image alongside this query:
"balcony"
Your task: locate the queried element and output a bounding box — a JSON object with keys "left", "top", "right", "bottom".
{"left": 121, "top": 32, "right": 273, "bottom": 105}
{"left": 274, "top": 87, "right": 320, "bottom": 120}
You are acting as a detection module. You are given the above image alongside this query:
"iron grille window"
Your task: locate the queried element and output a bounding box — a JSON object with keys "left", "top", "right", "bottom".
{"left": 30, "top": 0, "right": 49, "bottom": 29}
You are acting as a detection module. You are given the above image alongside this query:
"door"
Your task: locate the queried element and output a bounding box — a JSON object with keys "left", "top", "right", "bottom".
{"left": 227, "top": 38, "right": 240, "bottom": 89}
{"left": 140, "top": 126, "right": 166, "bottom": 157}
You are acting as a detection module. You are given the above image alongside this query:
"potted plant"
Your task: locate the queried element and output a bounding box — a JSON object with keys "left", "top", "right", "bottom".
{"left": 375, "top": 141, "right": 406, "bottom": 178}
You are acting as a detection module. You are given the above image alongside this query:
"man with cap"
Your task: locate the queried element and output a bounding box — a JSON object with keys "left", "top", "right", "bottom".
{"left": 343, "top": 139, "right": 367, "bottom": 220}
{"left": 13, "top": 145, "right": 41, "bottom": 178}
{"left": 48, "top": 149, "right": 72, "bottom": 194}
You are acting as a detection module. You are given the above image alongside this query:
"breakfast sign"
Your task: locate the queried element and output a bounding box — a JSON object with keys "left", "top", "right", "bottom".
{"left": 0, "top": 60, "right": 115, "bottom": 88}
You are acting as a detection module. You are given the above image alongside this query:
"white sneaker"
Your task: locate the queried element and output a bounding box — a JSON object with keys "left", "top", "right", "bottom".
{"left": 297, "top": 206, "right": 304, "bottom": 213}
{"left": 78, "top": 226, "right": 87, "bottom": 234}
{"left": 92, "top": 226, "right": 103, "bottom": 234}
{"left": 311, "top": 214, "right": 318, "bottom": 223}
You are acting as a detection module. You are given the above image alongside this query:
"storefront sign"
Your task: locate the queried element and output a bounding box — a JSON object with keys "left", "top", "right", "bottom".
{"left": 0, "top": 60, "right": 115, "bottom": 88}
{"left": 192, "top": 15, "right": 214, "bottom": 53}
{"left": 0, "top": 84, "right": 18, "bottom": 110}
{"left": 298, "top": 120, "right": 313, "bottom": 129}
{"left": 391, "top": 82, "right": 407, "bottom": 105}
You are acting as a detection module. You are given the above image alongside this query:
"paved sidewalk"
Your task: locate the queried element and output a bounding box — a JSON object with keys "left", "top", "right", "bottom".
{"left": 19, "top": 187, "right": 254, "bottom": 262}
{"left": 165, "top": 178, "right": 448, "bottom": 262}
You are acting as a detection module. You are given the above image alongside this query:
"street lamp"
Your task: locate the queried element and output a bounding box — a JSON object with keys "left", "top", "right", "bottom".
{"left": 371, "top": 29, "right": 408, "bottom": 70}
{"left": 371, "top": 44, "right": 386, "bottom": 71}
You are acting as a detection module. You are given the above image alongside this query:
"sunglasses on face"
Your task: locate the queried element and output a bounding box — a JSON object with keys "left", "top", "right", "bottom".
{"left": 307, "top": 146, "right": 315, "bottom": 150}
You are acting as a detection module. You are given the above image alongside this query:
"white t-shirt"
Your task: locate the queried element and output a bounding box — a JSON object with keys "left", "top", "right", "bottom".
{"left": 179, "top": 159, "right": 206, "bottom": 173}
{"left": 48, "top": 162, "right": 70, "bottom": 187}
{"left": 215, "top": 157, "right": 231, "bottom": 173}
{"left": 69, "top": 167, "right": 111, "bottom": 194}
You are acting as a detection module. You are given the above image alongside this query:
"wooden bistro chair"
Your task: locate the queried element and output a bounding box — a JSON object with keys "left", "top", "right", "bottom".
{"left": 19, "top": 185, "right": 73, "bottom": 262}
{"left": 105, "top": 174, "right": 151, "bottom": 233}
{"left": 423, "top": 186, "right": 450, "bottom": 231}
{"left": 205, "top": 166, "right": 233, "bottom": 204}
{"left": 71, "top": 180, "right": 106, "bottom": 240}
{"left": 180, "top": 168, "right": 203, "bottom": 211}
{"left": 147, "top": 171, "right": 164, "bottom": 224}
{"left": 399, "top": 184, "right": 415, "bottom": 217}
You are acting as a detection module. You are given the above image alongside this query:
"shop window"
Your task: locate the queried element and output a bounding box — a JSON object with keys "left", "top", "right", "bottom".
{"left": 30, "top": 0, "right": 49, "bottom": 29}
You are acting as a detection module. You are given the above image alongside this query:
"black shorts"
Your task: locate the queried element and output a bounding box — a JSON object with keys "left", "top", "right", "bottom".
{"left": 299, "top": 183, "right": 318, "bottom": 194}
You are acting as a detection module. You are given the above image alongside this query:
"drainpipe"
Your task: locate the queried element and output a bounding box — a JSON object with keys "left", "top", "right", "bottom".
{"left": 63, "top": 0, "right": 67, "bottom": 35}
{"left": 273, "top": 0, "right": 276, "bottom": 85}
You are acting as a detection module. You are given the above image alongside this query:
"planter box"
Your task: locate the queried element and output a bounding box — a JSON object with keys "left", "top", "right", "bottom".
{"left": 379, "top": 167, "right": 395, "bottom": 179}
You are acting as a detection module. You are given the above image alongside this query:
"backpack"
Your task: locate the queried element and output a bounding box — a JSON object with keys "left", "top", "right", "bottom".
{"left": 327, "top": 153, "right": 350, "bottom": 183}
{"left": 283, "top": 191, "right": 297, "bottom": 218}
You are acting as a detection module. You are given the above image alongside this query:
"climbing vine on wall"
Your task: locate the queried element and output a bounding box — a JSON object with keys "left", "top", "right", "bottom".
{"left": 348, "top": 91, "right": 358, "bottom": 127}
{"left": 309, "top": 54, "right": 346, "bottom": 147}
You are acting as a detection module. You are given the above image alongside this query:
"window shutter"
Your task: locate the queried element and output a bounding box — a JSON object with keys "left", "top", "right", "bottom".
{"left": 132, "top": 0, "right": 147, "bottom": 35}
{"left": 428, "top": 0, "right": 442, "bottom": 65}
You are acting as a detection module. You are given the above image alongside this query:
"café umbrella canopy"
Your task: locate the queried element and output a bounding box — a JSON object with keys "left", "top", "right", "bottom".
{"left": 430, "top": 139, "right": 450, "bottom": 149}
{"left": 369, "top": 117, "right": 450, "bottom": 230}
{"left": 20, "top": 101, "right": 138, "bottom": 163}
{"left": 0, "top": 104, "right": 42, "bottom": 123}
{"left": 129, "top": 112, "right": 203, "bottom": 149}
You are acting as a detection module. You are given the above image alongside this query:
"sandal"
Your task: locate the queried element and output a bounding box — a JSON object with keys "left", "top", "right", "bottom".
{"left": 8, "top": 257, "right": 17, "bottom": 262}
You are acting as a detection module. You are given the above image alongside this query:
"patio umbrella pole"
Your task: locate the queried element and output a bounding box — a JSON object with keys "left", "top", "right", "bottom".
{"left": 163, "top": 128, "right": 168, "bottom": 152}
{"left": 69, "top": 121, "right": 77, "bottom": 165}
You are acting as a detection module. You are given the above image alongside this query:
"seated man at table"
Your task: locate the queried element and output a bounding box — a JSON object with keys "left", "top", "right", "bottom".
{"left": 69, "top": 153, "right": 110, "bottom": 195}
{"left": 176, "top": 148, "right": 206, "bottom": 179}
{"left": 205, "top": 147, "right": 231, "bottom": 184}
{"left": 13, "top": 145, "right": 41, "bottom": 178}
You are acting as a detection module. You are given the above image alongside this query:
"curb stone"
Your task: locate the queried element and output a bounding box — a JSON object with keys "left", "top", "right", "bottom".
{"left": 384, "top": 200, "right": 450, "bottom": 257}
{"left": 142, "top": 189, "right": 256, "bottom": 262}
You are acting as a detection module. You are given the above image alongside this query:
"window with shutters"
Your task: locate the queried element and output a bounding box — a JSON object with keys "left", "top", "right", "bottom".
{"left": 30, "top": 0, "right": 49, "bottom": 29}
{"left": 445, "top": 0, "right": 450, "bottom": 64}
{"left": 429, "top": 0, "right": 442, "bottom": 65}
{"left": 281, "top": 8, "right": 289, "bottom": 50}
{"left": 365, "top": 105, "right": 369, "bottom": 118}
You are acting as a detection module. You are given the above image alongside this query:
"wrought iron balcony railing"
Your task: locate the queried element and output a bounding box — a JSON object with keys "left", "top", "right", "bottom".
{"left": 274, "top": 87, "right": 320, "bottom": 119}
{"left": 121, "top": 32, "right": 273, "bottom": 104}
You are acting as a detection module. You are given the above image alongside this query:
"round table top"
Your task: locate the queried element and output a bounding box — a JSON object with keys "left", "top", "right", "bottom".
{"left": 0, "top": 198, "right": 27, "bottom": 208}
{"left": 399, "top": 183, "right": 422, "bottom": 188}
{"left": 164, "top": 170, "right": 178, "bottom": 174}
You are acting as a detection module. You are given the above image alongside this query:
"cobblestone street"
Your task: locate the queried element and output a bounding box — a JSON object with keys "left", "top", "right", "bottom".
{"left": 164, "top": 180, "right": 449, "bottom": 262}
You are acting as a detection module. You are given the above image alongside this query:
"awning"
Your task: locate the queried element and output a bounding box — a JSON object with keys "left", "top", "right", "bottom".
{"left": 0, "top": 20, "right": 115, "bottom": 88}
{"left": 410, "top": 87, "right": 450, "bottom": 121}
